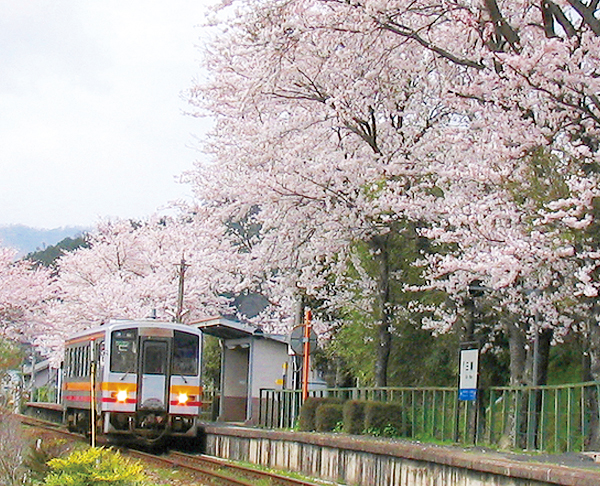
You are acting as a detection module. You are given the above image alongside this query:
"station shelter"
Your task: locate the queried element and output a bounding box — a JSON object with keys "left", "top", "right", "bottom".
{"left": 194, "top": 317, "right": 325, "bottom": 424}
{"left": 22, "top": 358, "right": 60, "bottom": 403}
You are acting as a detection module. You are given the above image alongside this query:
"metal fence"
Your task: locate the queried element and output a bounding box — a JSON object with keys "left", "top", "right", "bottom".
{"left": 199, "top": 388, "right": 219, "bottom": 421}
{"left": 258, "top": 382, "right": 600, "bottom": 453}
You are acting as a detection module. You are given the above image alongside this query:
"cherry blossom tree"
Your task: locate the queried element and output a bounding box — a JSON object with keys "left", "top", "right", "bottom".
{"left": 50, "top": 218, "right": 240, "bottom": 327}
{"left": 38, "top": 214, "right": 242, "bottom": 358}
{"left": 0, "top": 246, "right": 55, "bottom": 344}
{"left": 187, "top": 0, "right": 600, "bottom": 387}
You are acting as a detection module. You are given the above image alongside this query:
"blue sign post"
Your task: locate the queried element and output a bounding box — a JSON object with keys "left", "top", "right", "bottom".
{"left": 455, "top": 344, "right": 480, "bottom": 444}
{"left": 459, "top": 348, "right": 479, "bottom": 402}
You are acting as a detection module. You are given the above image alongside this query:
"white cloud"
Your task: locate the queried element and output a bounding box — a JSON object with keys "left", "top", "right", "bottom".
{"left": 0, "top": 1, "right": 212, "bottom": 229}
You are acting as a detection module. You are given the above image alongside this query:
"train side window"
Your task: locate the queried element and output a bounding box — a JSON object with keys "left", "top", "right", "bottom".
{"left": 64, "top": 349, "right": 69, "bottom": 377}
{"left": 98, "top": 340, "right": 105, "bottom": 369}
{"left": 79, "top": 347, "right": 84, "bottom": 377}
{"left": 110, "top": 329, "right": 138, "bottom": 373}
{"left": 75, "top": 348, "right": 81, "bottom": 377}
{"left": 70, "top": 348, "right": 75, "bottom": 377}
{"left": 64, "top": 349, "right": 70, "bottom": 377}
{"left": 69, "top": 348, "right": 75, "bottom": 377}
{"left": 172, "top": 331, "right": 199, "bottom": 376}
{"left": 84, "top": 346, "right": 89, "bottom": 375}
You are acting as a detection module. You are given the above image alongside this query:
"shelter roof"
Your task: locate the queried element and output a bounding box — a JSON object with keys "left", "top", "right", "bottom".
{"left": 192, "top": 316, "right": 287, "bottom": 344}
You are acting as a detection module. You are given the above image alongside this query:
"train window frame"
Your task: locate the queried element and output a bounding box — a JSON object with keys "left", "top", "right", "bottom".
{"left": 110, "top": 328, "right": 138, "bottom": 374}
{"left": 172, "top": 331, "right": 199, "bottom": 376}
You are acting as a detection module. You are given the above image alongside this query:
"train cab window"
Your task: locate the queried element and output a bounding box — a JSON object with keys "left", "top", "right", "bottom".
{"left": 110, "top": 329, "right": 138, "bottom": 373}
{"left": 172, "top": 331, "right": 199, "bottom": 376}
{"left": 143, "top": 341, "right": 167, "bottom": 375}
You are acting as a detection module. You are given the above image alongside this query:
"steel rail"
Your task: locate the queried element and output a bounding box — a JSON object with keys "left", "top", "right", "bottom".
{"left": 166, "top": 450, "right": 331, "bottom": 486}
{"left": 17, "top": 414, "right": 331, "bottom": 486}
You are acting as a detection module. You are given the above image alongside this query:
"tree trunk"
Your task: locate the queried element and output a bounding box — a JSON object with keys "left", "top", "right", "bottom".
{"left": 506, "top": 319, "right": 527, "bottom": 386}
{"left": 533, "top": 328, "right": 553, "bottom": 386}
{"left": 503, "top": 319, "right": 553, "bottom": 449}
{"left": 528, "top": 327, "right": 553, "bottom": 449}
{"left": 582, "top": 338, "right": 600, "bottom": 450}
{"left": 370, "top": 235, "right": 392, "bottom": 388}
{"left": 585, "top": 312, "right": 600, "bottom": 449}
{"left": 499, "top": 318, "right": 528, "bottom": 449}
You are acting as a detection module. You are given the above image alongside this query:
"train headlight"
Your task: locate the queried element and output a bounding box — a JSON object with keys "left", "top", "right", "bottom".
{"left": 116, "top": 390, "right": 128, "bottom": 403}
{"left": 178, "top": 393, "right": 188, "bottom": 405}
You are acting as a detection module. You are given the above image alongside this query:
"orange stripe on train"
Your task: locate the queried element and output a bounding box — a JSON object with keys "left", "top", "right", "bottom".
{"left": 64, "top": 382, "right": 138, "bottom": 392}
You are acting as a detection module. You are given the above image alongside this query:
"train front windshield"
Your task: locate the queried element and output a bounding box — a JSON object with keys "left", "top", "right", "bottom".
{"left": 109, "top": 328, "right": 199, "bottom": 376}
{"left": 172, "top": 331, "right": 199, "bottom": 376}
{"left": 110, "top": 329, "right": 138, "bottom": 373}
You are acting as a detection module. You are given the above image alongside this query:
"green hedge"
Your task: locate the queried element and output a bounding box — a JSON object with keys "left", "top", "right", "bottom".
{"left": 298, "top": 397, "right": 344, "bottom": 431}
{"left": 299, "top": 397, "right": 410, "bottom": 438}
{"left": 343, "top": 400, "right": 367, "bottom": 435}
{"left": 364, "top": 401, "right": 409, "bottom": 438}
{"left": 316, "top": 404, "right": 344, "bottom": 432}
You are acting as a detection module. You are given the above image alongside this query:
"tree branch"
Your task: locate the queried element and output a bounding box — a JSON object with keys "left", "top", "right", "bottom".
{"left": 377, "top": 18, "right": 485, "bottom": 70}
{"left": 566, "top": 0, "right": 600, "bottom": 35}
{"left": 484, "top": 0, "right": 521, "bottom": 52}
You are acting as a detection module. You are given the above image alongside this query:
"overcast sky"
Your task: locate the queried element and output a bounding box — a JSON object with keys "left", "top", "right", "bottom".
{"left": 0, "top": 1, "right": 213, "bottom": 229}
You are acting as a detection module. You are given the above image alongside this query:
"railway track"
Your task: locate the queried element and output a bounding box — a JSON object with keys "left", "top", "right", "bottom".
{"left": 134, "top": 449, "right": 333, "bottom": 486}
{"left": 18, "top": 414, "right": 332, "bottom": 486}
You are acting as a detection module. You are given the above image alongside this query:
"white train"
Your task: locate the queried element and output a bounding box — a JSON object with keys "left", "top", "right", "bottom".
{"left": 62, "top": 320, "right": 204, "bottom": 445}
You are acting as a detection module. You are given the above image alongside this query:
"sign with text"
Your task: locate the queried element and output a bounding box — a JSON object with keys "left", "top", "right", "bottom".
{"left": 459, "top": 347, "right": 479, "bottom": 401}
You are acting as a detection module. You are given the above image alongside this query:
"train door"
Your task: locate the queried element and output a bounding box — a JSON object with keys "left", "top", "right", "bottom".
{"left": 138, "top": 338, "right": 170, "bottom": 411}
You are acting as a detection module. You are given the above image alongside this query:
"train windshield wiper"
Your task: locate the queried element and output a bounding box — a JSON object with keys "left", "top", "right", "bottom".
{"left": 120, "top": 368, "right": 134, "bottom": 381}
{"left": 174, "top": 373, "right": 188, "bottom": 384}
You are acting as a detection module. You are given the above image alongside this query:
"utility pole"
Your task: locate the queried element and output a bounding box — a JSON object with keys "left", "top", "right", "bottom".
{"left": 175, "top": 254, "right": 190, "bottom": 323}
{"left": 302, "top": 308, "right": 312, "bottom": 402}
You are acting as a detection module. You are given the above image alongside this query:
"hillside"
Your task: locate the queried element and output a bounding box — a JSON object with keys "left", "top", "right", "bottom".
{"left": 0, "top": 225, "right": 89, "bottom": 256}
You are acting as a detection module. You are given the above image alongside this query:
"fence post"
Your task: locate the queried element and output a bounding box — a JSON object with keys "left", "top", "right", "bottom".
{"left": 259, "top": 388, "right": 263, "bottom": 426}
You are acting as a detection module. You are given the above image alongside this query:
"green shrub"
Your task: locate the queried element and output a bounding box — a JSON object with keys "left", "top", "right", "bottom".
{"left": 298, "top": 397, "right": 344, "bottom": 431}
{"left": 315, "top": 404, "right": 344, "bottom": 432}
{"left": 364, "top": 401, "right": 409, "bottom": 438}
{"left": 343, "top": 400, "right": 367, "bottom": 435}
{"left": 43, "top": 447, "right": 149, "bottom": 486}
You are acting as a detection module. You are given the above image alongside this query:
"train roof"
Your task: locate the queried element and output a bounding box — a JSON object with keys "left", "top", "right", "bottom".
{"left": 65, "top": 319, "right": 202, "bottom": 345}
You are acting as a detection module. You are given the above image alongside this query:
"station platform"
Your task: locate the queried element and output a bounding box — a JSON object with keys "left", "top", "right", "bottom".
{"left": 202, "top": 422, "right": 600, "bottom": 486}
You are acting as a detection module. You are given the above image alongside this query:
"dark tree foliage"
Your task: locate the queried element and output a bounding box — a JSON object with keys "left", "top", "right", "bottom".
{"left": 25, "top": 235, "right": 89, "bottom": 268}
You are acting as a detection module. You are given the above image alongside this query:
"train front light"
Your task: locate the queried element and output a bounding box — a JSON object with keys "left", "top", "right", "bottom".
{"left": 116, "top": 390, "right": 128, "bottom": 403}
{"left": 177, "top": 392, "right": 188, "bottom": 405}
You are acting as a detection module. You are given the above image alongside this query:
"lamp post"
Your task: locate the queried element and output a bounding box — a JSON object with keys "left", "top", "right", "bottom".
{"left": 455, "top": 280, "right": 488, "bottom": 444}
{"left": 525, "top": 288, "right": 542, "bottom": 450}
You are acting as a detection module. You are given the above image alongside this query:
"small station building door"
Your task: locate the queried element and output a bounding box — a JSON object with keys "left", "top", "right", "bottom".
{"left": 221, "top": 343, "right": 249, "bottom": 422}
